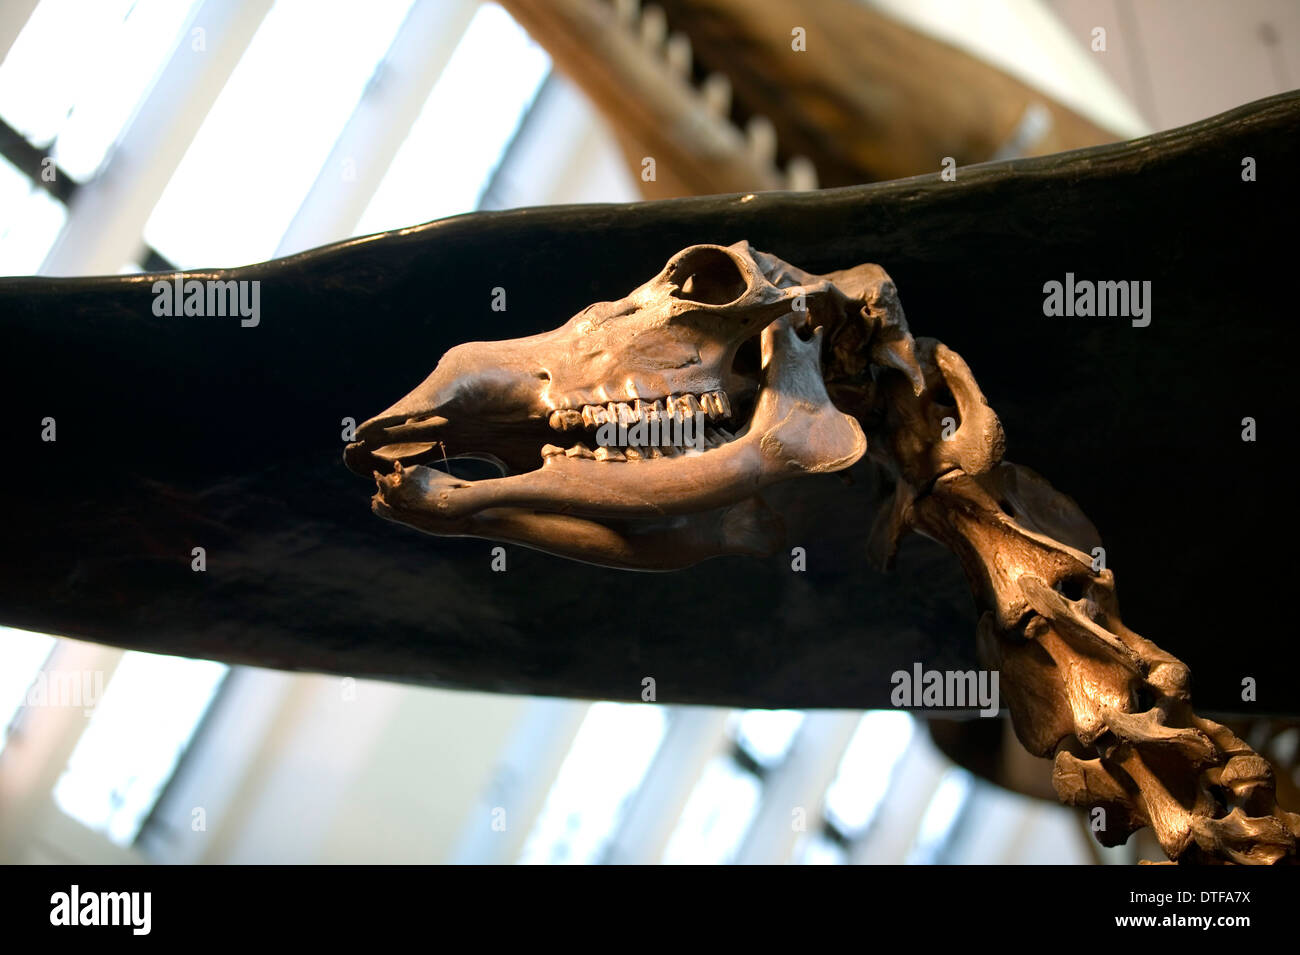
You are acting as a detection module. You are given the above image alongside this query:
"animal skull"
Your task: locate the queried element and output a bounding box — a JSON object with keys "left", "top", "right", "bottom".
{"left": 344, "top": 241, "right": 920, "bottom": 569}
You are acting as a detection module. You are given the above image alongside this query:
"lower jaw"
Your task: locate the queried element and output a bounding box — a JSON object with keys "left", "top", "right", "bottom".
{"left": 375, "top": 432, "right": 764, "bottom": 524}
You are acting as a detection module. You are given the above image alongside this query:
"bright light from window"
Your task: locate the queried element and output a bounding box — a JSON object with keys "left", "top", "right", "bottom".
{"left": 144, "top": 0, "right": 416, "bottom": 268}
{"left": 906, "top": 768, "right": 974, "bottom": 865}
{"left": 661, "top": 755, "right": 763, "bottom": 864}
{"left": 0, "top": 0, "right": 201, "bottom": 180}
{"left": 799, "top": 831, "right": 849, "bottom": 865}
{"left": 822, "top": 710, "right": 915, "bottom": 835}
{"left": 355, "top": 2, "right": 550, "bottom": 236}
{"left": 730, "top": 709, "right": 805, "bottom": 768}
{"left": 0, "top": 154, "right": 68, "bottom": 276}
{"left": 518, "top": 702, "right": 668, "bottom": 864}
{"left": 52, "top": 651, "right": 228, "bottom": 847}
{"left": 0, "top": 626, "right": 58, "bottom": 753}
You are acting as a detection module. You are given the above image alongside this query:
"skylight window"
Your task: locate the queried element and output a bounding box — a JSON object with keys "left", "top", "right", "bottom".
{"left": 144, "top": 0, "right": 416, "bottom": 268}
{"left": 0, "top": 0, "right": 201, "bottom": 181}
{"left": 0, "top": 626, "right": 58, "bottom": 754}
{"left": 355, "top": 2, "right": 550, "bottom": 237}
{"left": 730, "top": 708, "right": 805, "bottom": 769}
{"left": 518, "top": 702, "right": 668, "bottom": 864}
{"left": 822, "top": 710, "right": 915, "bottom": 835}
{"left": 0, "top": 153, "right": 66, "bottom": 275}
{"left": 52, "top": 650, "right": 228, "bottom": 847}
{"left": 660, "top": 755, "right": 763, "bottom": 864}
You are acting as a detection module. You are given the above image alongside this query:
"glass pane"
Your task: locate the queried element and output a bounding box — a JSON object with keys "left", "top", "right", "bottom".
{"left": 906, "top": 768, "right": 974, "bottom": 865}
{"left": 355, "top": 2, "right": 550, "bottom": 236}
{"left": 0, "top": 626, "right": 58, "bottom": 753}
{"left": 730, "top": 708, "right": 805, "bottom": 768}
{"left": 799, "top": 831, "right": 848, "bottom": 865}
{"left": 661, "top": 755, "right": 763, "bottom": 865}
{"left": 0, "top": 0, "right": 201, "bottom": 180}
{"left": 0, "top": 154, "right": 67, "bottom": 275}
{"left": 518, "top": 702, "right": 668, "bottom": 865}
{"left": 52, "top": 651, "right": 228, "bottom": 847}
{"left": 144, "top": 0, "right": 416, "bottom": 268}
{"left": 822, "top": 710, "right": 915, "bottom": 835}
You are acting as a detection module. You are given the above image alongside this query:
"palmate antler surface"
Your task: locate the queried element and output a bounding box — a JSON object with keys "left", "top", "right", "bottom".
{"left": 862, "top": 297, "right": 1300, "bottom": 864}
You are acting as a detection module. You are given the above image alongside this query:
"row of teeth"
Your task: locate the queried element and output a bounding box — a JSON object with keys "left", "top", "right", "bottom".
{"left": 548, "top": 391, "right": 731, "bottom": 431}
{"left": 542, "top": 427, "right": 736, "bottom": 462}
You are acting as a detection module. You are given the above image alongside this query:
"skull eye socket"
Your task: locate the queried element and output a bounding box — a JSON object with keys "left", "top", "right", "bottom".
{"left": 669, "top": 247, "right": 749, "bottom": 306}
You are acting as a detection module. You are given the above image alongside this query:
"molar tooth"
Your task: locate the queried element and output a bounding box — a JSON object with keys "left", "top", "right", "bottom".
{"left": 715, "top": 391, "right": 731, "bottom": 418}
{"left": 701, "top": 393, "right": 721, "bottom": 418}
{"left": 625, "top": 447, "right": 643, "bottom": 461}
{"left": 659, "top": 444, "right": 679, "bottom": 457}
{"left": 646, "top": 447, "right": 663, "bottom": 459}
{"left": 647, "top": 399, "right": 664, "bottom": 422}
{"left": 549, "top": 410, "right": 583, "bottom": 431}
{"left": 581, "top": 405, "right": 599, "bottom": 428}
{"left": 616, "top": 402, "right": 635, "bottom": 426}
{"left": 541, "top": 444, "right": 565, "bottom": 458}
{"left": 681, "top": 394, "right": 703, "bottom": 418}
{"left": 565, "top": 443, "right": 595, "bottom": 459}
{"left": 594, "top": 446, "right": 625, "bottom": 462}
